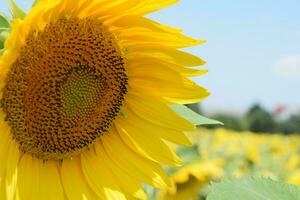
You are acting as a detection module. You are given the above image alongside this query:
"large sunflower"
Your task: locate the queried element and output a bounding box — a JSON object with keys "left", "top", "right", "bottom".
{"left": 0, "top": 0, "right": 209, "bottom": 199}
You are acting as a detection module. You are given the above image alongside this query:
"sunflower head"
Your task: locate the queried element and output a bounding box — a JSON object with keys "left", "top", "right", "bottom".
{"left": 1, "top": 15, "right": 128, "bottom": 160}
{"left": 0, "top": 0, "right": 210, "bottom": 199}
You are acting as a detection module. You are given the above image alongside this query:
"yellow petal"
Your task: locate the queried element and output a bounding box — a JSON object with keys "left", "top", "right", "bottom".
{"left": 129, "top": 79, "right": 208, "bottom": 104}
{"left": 127, "top": 62, "right": 209, "bottom": 104}
{"left": 37, "top": 161, "right": 65, "bottom": 200}
{"left": 111, "top": 15, "right": 181, "bottom": 34}
{"left": 120, "top": 30, "right": 204, "bottom": 48}
{"left": 81, "top": 149, "right": 127, "bottom": 200}
{"left": 120, "top": 106, "right": 191, "bottom": 146}
{"left": 116, "top": 112, "right": 182, "bottom": 166}
{"left": 127, "top": 56, "right": 207, "bottom": 77}
{"left": 0, "top": 173, "right": 5, "bottom": 200}
{"left": 59, "top": 0, "right": 83, "bottom": 15}
{"left": 0, "top": 121, "right": 11, "bottom": 179}
{"left": 95, "top": 142, "right": 147, "bottom": 200}
{"left": 180, "top": 68, "right": 208, "bottom": 77}
{"left": 16, "top": 154, "right": 39, "bottom": 200}
{"left": 61, "top": 157, "right": 99, "bottom": 200}
{"left": 125, "top": 94, "right": 195, "bottom": 131}
{"left": 79, "top": 0, "right": 144, "bottom": 19}
{"left": 5, "top": 140, "right": 19, "bottom": 200}
{"left": 0, "top": 115, "right": 11, "bottom": 200}
{"left": 101, "top": 129, "right": 171, "bottom": 188}
{"left": 127, "top": 46, "right": 206, "bottom": 67}
{"left": 126, "top": 0, "right": 179, "bottom": 16}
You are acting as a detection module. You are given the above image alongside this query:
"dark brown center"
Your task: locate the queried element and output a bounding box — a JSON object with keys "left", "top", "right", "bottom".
{"left": 1, "top": 17, "right": 128, "bottom": 160}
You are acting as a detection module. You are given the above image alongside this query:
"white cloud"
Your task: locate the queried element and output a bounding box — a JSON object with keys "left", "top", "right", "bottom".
{"left": 273, "top": 55, "right": 300, "bottom": 79}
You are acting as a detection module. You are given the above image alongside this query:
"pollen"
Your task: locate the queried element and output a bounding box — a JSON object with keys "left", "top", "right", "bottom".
{"left": 1, "top": 17, "right": 128, "bottom": 160}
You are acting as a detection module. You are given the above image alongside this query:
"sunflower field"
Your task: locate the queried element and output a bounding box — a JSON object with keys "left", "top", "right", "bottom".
{"left": 1, "top": 0, "right": 300, "bottom": 200}
{"left": 153, "top": 128, "right": 300, "bottom": 200}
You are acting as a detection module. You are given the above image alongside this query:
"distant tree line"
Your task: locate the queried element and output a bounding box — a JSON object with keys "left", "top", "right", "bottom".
{"left": 193, "top": 104, "right": 300, "bottom": 134}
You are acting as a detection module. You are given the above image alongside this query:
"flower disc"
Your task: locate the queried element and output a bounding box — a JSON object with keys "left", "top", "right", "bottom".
{"left": 1, "top": 17, "right": 128, "bottom": 160}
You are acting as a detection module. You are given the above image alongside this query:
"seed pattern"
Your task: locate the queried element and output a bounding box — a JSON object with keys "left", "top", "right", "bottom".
{"left": 1, "top": 17, "right": 128, "bottom": 160}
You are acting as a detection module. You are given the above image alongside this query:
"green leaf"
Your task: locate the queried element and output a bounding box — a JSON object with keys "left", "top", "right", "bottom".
{"left": 207, "top": 177, "right": 300, "bottom": 200}
{"left": 0, "top": 30, "right": 9, "bottom": 40}
{"left": 170, "top": 104, "right": 223, "bottom": 125}
{"left": 0, "top": 13, "right": 11, "bottom": 28}
{"left": 0, "top": 30, "right": 9, "bottom": 50}
{"left": 8, "top": 0, "right": 26, "bottom": 19}
{"left": 0, "top": 13, "right": 10, "bottom": 49}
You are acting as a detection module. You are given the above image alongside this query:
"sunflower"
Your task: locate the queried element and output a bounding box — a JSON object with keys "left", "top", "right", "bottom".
{"left": 0, "top": 0, "right": 209, "bottom": 199}
{"left": 158, "top": 159, "right": 224, "bottom": 200}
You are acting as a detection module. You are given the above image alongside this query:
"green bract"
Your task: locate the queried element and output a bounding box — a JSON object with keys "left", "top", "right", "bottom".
{"left": 0, "top": 13, "right": 10, "bottom": 54}
{"left": 8, "top": 0, "right": 26, "bottom": 19}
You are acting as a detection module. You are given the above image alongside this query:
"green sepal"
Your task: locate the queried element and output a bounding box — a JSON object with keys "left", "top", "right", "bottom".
{"left": 207, "top": 176, "right": 300, "bottom": 200}
{"left": 0, "top": 29, "right": 9, "bottom": 51}
{"left": 8, "top": 0, "right": 26, "bottom": 19}
{"left": 0, "top": 12, "right": 11, "bottom": 50}
{"left": 170, "top": 104, "right": 223, "bottom": 125}
{"left": 0, "top": 30, "right": 9, "bottom": 41}
{"left": 0, "top": 13, "right": 11, "bottom": 28}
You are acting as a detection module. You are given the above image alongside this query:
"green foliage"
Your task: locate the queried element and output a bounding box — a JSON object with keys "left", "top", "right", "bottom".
{"left": 170, "top": 105, "right": 223, "bottom": 126}
{"left": 0, "top": 31, "right": 8, "bottom": 50}
{"left": 0, "top": 13, "right": 10, "bottom": 52}
{"left": 205, "top": 114, "right": 245, "bottom": 131}
{"left": 202, "top": 103, "right": 300, "bottom": 134}
{"left": 207, "top": 177, "right": 300, "bottom": 200}
{"left": 278, "top": 114, "right": 300, "bottom": 134}
{"left": 0, "top": 13, "right": 10, "bottom": 28}
{"left": 8, "top": 0, "right": 26, "bottom": 19}
{"left": 245, "top": 104, "right": 276, "bottom": 133}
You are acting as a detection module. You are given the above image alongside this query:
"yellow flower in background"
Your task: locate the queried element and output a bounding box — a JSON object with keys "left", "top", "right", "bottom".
{"left": 288, "top": 170, "right": 300, "bottom": 187}
{"left": 0, "top": 0, "right": 209, "bottom": 199}
{"left": 159, "top": 128, "right": 300, "bottom": 200}
{"left": 158, "top": 159, "right": 224, "bottom": 200}
{"left": 285, "top": 155, "right": 300, "bottom": 171}
{"left": 195, "top": 128, "right": 300, "bottom": 185}
{"left": 246, "top": 142, "right": 260, "bottom": 163}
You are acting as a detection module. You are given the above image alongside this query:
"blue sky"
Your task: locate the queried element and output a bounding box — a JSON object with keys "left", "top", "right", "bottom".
{"left": 1, "top": 0, "right": 300, "bottom": 113}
